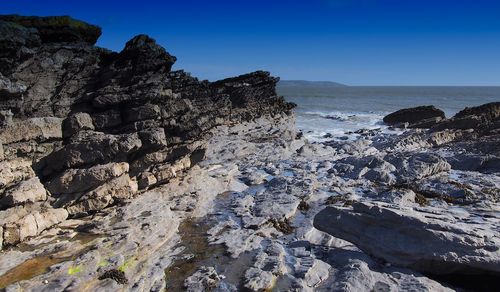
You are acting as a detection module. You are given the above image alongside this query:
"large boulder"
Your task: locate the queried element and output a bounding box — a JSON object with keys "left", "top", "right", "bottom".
{"left": 383, "top": 106, "right": 445, "bottom": 128}
{"left": 314, "top": 202, "right": 500, "bottom": 275}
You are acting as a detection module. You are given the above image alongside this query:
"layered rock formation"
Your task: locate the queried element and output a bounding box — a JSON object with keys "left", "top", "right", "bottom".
{"left": 0, "top": 15, "right": 294, "bottom": 250}
{"left": 1, "top": 14, "right": 499, "bottom": 292}
{"left": 313, "top": 101, "right": 500, "bottom": 290}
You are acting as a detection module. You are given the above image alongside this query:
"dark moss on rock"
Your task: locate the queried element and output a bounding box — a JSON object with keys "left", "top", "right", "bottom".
{"left": 98, "top": 269, "right": 128, "bottom": 284}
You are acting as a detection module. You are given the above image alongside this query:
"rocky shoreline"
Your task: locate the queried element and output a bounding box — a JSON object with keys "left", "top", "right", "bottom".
{"left": 0, "top": 15, "right": 499, "bottom": 291}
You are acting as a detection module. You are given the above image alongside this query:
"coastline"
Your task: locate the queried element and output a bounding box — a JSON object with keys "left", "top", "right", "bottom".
{"left": 0, "top": 15, "right": 499, "bottom": 291}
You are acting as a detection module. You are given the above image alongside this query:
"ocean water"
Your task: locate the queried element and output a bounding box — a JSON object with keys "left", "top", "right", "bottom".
{"left": 278, "top": 86, "right": 500, "bottom": 141}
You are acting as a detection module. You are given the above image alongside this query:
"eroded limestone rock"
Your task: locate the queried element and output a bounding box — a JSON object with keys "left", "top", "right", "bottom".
{"left": 0, "top": 177, "right": 46, "bottom": 208}
{"left": 314, "top": 202, "right": 500, "bottom": 275}
{"left": 45, "top": 162, "right": 129, "bottom": 195}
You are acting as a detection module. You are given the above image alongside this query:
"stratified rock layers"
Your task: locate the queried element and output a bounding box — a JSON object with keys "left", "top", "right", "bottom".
{"left": 0, "top": 15, "right": 294, "bottom": 249}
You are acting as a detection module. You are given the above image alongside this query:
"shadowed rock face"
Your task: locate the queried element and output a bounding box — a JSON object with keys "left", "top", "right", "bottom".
{"left": 454, "top": 102, "right": 500, "bottom": 120}
{"left": 431, "top": 101, "right": 500, "bottom": 133}
{"left": 0, "top": 15, "right": 295, "bottom": 249}
{"left": 0, "top": 15, "right": 101, "bottom": 45}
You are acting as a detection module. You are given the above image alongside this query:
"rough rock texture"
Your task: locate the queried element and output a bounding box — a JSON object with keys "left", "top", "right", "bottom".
{"left": 432, "top": 101, "right": 500, "bottom": 133}
{"left": 0, "top": 177, "right": 46, "bottom": 209}
{"left": 1, "top": 14, "right": 498, "bottom": 292}
{"left": 0, "top": 15, "right": 101, "bottom": 45}
{"left": 0, "top": 203, "right": 68, "bottom": 246}
{"left": 314, "top": 202, "right": 500, "bottom": 275}
{"left": 312, "top": 101, "right": 500, "bottom": 290}
{"left": 383, "top": 105, "right": 445, "bottom": 128}
{"left": 0, "top": 15, "right": 294, "bottom": 250}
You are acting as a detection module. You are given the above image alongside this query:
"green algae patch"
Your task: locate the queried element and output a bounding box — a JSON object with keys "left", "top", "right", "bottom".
{"left": 67, "top": 265, "right": 83, "bottom": 275}
{"left": 0, "top": 232, "right": 104, "bottom": 288}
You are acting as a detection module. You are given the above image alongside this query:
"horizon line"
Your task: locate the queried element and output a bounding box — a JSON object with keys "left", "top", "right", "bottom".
{"left": 278, "top": 80, "right": 500, "bottom": 87}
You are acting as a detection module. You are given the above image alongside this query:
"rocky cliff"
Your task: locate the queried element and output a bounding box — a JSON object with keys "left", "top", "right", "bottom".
{"left": 0, "top": 15, "right": 295, "bottom": 249}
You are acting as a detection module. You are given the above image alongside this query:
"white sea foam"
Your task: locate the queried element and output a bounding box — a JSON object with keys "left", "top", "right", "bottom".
{"left": 297, "top": 110, "right": 392, "bottom": 142}
{"left": 281, "top": 86, "right": 500, "bottom": 143}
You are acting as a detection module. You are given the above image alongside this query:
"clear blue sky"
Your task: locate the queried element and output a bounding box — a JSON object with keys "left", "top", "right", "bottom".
{"left": 1, "top": 0, "right": 499, "bottom": 85}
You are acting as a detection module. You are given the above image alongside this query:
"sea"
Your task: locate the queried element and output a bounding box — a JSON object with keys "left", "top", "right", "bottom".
{"left": 278, "top": 85, "right": 500, "bottom": 141}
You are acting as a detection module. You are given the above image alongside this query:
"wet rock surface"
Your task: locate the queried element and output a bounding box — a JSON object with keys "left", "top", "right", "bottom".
{"left": 0, "top": 14, "right": 499, "bottom": 292}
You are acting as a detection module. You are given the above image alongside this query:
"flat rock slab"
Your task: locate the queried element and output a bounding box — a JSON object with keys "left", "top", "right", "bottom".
{"left": 314, "top": 201, "right": 500, "bottom": 275}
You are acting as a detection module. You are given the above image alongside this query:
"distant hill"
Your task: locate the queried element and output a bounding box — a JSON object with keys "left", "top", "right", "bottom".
{"left": 278, "top": 80, "right": 347, "bottom": 88}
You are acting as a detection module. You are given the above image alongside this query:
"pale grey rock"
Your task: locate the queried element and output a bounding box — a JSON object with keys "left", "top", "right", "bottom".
{"left": 241, "top": 168, "right": 273, "bottom": 185}
{"left": 288, "top": 243, "right": 330, "bottom": 288}
{"left": 333, "top": 155, "right": 396, "bottom": 184}
{"left": 314, "top": 201, "right": 500, "bottom": 275}
{"left": 45, "top": 162, "right": 129, "bottom": 195}
{"left": 446, "top": 153, "right": 500, "bottom": 173}
{"left": 369, "top": 189, "right": 417, "bottom": 206}
{"left": 209, "top": 220, "right": 266, "bottom": 258}
{"left": 253, "top": 189, "right": 300, "bottom": 220}
{"left": 0, "top": 158, "right": 34, "bottom": 189}
{"left": 386, "top": 152, "right": 451, "bottom": 182}
{"left": 65, "top": 174, "right": 137, "bottom": 216}
{"left": 137, "top": 171, "right": 157, "bottom": 190}
{"left": 184, "top": 266, "right": 223, "bottom": 291}
{"left": 0, "top": 177, "right": 46, "bottom": 208}
{"left": 318, "top": 251, "right": 452, "bottom": 292}
{"left": 0, "top": 75, "right": 27, "bottom": 99}
{"left": 152, "top": 155, "right": 192, "bottom": 184}
{"left": 244, "top": 268, "right": 275, "bottom": 291}
{"left": 427, "top": 129, "right": 465, "bottom": 146}
{"left": 0, "top": 117, "right": 63, "bottom": 144}
{"left": 1, "top": 205, "right": 67, "bottom": 246}
{"left": 258, "top": 243, "right": 287, "bottom": 273}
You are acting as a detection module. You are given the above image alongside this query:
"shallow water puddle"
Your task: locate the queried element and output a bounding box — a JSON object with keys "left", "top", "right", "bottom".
{"left": 0, "top": 254, "right": 75, "bottom": 289}
{"left": 0, "top": 232, "right": 103, "bottom": 289}
{"left": 164, "top": 191, "right": 257, "bottom": 290}
{"left": 164, "top": 218, "right": 226, "bottom": 291}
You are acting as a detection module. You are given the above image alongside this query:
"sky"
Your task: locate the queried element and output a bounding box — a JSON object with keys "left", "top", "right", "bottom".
{"left": 1, "top": 0, "right": 499, "bottom": 85}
